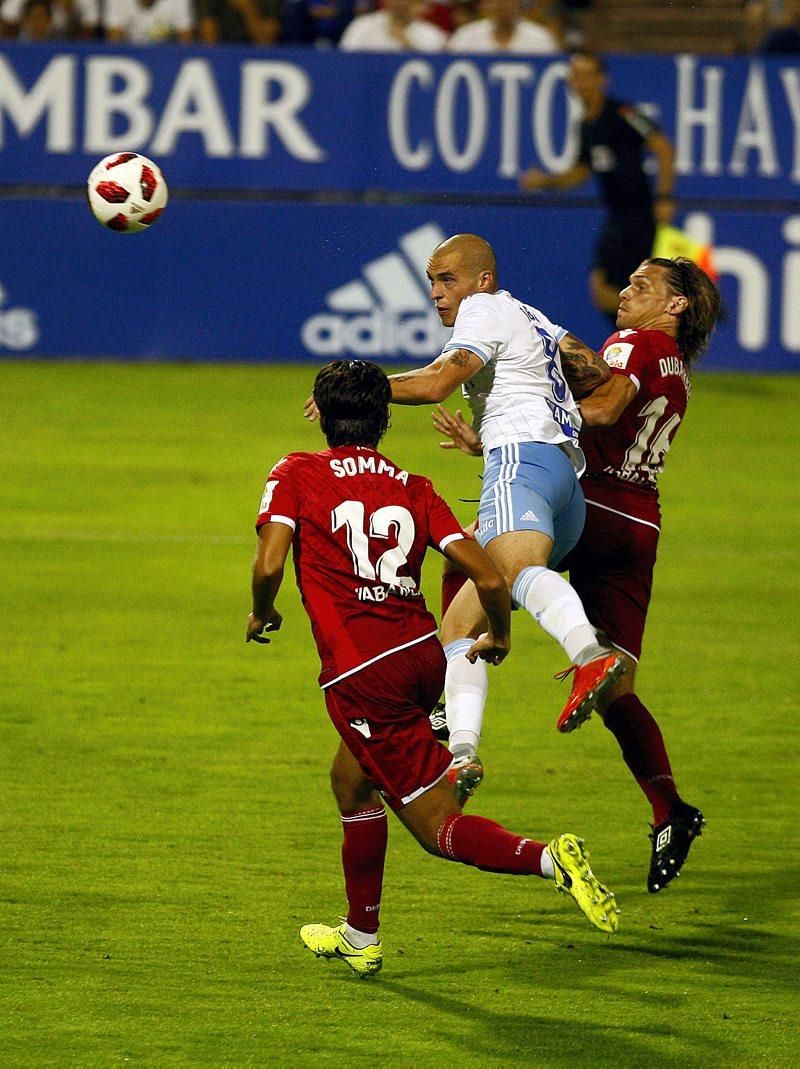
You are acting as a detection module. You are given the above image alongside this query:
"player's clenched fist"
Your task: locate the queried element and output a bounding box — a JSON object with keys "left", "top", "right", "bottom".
{"left": 246, "top": 611, "right": 283, "bottom": 644}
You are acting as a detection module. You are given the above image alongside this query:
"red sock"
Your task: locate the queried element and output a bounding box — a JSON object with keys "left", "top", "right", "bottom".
{"left": 341, "top": 807, "right": 387, "bottom": 934}
{"left": 436, "top": 813, "right": 546, "bottom": 875}
{"left": 602, "top": 694, "right": 681, "bottom": 825}
{"left": 441, "top": 570, "right": 468, "bottom": 618}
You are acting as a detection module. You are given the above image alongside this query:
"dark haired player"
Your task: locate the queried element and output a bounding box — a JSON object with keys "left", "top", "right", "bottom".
{"left": 247, "top": 359, "right": 619, "bottom": 978}
{"left": 433, "top": 257, "right": 722, "bottom": 892}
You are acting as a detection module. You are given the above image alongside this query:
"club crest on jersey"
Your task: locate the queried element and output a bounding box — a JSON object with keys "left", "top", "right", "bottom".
{"left": 604, "top": 342, "right": 634, "bottom": 369}
{"left": 259, "top": 479, "right": 279, "bottom": 513}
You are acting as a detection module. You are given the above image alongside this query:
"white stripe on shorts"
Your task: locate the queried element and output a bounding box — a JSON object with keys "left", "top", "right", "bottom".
{"left": 494, "top": 443, "right": 519, "bottom": 535}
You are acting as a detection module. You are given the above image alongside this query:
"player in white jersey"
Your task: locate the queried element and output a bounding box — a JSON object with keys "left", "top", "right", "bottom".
{"left": 445, "top": 288, "right": 584, "bottom": 467}
{"left": 386, "top": 234, "right": 624, "bottom": 776}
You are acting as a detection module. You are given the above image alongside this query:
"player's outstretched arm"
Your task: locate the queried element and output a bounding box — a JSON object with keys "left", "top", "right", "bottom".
{"left": 558, "top": 333, "right": 613, "bottom": 399}
{"left": 443, "top": 539, "right": 511, "bottom": 666}
{"left": 247, "top": 522, "right": 293, "bottom": 644}
{"left": 388, "top": 350, "right": 483, "bottom": 406}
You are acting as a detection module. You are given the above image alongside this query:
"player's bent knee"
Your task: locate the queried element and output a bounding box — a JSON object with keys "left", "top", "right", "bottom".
{"left": 329, "top": 753, "right": 374, "bottom": 811}
{"left": 397, "top": 780, "right": 460, "bottom": 856}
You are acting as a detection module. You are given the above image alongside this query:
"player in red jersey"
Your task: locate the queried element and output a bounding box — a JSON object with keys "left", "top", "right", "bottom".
{"left": 433, "top": 258, "right": 721, "bottom": 892}
{"left": 247, "top": 359, "right": 619, "bottom": 977}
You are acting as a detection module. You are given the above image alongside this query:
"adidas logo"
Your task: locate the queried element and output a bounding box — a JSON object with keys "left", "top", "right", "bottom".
{"left": 520, "top": 510, "right": 539, "bottom": 521}
{"left": 300, "top": 224, "right": 451, "bottom": 359}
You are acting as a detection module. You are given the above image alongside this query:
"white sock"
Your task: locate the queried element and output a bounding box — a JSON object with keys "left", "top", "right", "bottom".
{"left": 540, "top": 846, "right": 555, "bottom": 880}
{"left": 511, "top": 566, "right": 605, "bottom": 664}
{"left": 344, "top": 922, "right": 379, "bottom": 948}
{"left": 443, "top": 639, "right": 487, "bottom": 758}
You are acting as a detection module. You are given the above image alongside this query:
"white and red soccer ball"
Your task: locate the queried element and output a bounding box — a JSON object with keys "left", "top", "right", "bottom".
{"left": 87, "top": 152, "right": 168, "bottom": 233}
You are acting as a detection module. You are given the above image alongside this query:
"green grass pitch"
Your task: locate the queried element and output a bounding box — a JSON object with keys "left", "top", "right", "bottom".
{"left": 1, "top": 361, "right": 798, "bottom": 1066}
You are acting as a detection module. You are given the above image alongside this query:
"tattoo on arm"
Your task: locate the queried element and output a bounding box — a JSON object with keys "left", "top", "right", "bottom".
{"left": 447, "top": 350, "right": 474, "bottom": 368}
{"left": 558, "top": 333, "right": 612, "bottom": 399}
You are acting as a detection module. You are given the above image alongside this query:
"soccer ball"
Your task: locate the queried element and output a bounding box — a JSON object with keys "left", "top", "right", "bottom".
{"left": 87, "top": 152, "right": 168, "bottom": 233}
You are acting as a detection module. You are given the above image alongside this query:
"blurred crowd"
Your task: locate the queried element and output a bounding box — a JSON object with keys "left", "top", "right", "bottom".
{"left": 0, "top": 0, "right": 596, "bottom": 50}
{"left": 2, "top": 0, "right": 798, "bottom": 53}
{"left": 741, "top": 0, "right": 800, "bottom": 52}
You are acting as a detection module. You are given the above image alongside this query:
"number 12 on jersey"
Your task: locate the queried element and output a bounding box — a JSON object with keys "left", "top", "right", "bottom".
{"left": 331, "top": 500, "right": 416, "bottom": 589}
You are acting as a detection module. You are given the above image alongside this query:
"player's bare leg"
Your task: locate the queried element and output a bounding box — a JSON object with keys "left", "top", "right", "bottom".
{"left": 595, "top": 661, "right": 705, "bottom": 892}
{"left": 397, "top": 778, "right": 619, "bottom": 933}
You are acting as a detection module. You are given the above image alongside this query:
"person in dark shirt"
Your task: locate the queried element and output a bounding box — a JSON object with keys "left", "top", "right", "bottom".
{"left": 279, "top": 0, "right": 361, "bottom": 45}
{"left": 196, "top": 0, "right": 281, "bottom": 43}
{"left": 521, "top": 50, "right": 675, "bottom": 325}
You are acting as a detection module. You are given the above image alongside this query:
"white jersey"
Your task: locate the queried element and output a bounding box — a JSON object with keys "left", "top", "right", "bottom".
{"left": 443, "top": 289, "right": 585, "bottom": 474}
{"left": 448, "top": 18, "right": 559, "bottom": 54}
{"left": 339, "top": 11, "right": 447, "bottom": 51}
{"left": 103, "top": 0, "right": 193, "bottom": 41}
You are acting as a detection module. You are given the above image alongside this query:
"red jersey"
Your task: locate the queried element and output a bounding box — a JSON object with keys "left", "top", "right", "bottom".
{"left": 255, "top": 445, "right": 465, "bottom": 689}
{"left": 580, "top": 328, "right": 691, "bottom": 527}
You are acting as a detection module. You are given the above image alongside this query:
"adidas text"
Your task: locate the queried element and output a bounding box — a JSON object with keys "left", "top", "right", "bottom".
{"left": 300, "top": 223, "right": 450, "bottom": 359}
{"left": 302, "top": 311, "right": 444, "bottom": 359}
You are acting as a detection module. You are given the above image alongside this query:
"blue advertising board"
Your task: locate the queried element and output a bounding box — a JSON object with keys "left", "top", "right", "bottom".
{"left": 1, "top": 196, "right": 797, "bottom": 370}
{"left": 1, "top": 45, "right": 799, "bottom": 368}
{"left": 2, "top": 45, "right": 800, "bottom": 201}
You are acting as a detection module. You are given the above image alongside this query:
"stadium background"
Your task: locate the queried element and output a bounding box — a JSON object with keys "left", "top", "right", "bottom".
{"left": 1, "top": 45, "right": 799, "bottom": 369}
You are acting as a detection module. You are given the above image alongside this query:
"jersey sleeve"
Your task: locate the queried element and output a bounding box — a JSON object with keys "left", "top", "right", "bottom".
{"left": 600, "top": 331, "right": 652, "bottom": 391}
{"left": 424, "top": 482, "right": 467, "bottom": 552}
{"left": 443, "top": 294, "right": 505, "bottom": 365}
{"left": 255, "top": 454, "right": 302, "bottom": 531}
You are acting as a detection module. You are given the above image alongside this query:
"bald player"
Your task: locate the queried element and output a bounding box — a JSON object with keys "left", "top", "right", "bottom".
{"left": 387, "top": 234, "right": 622, "bottom": 785}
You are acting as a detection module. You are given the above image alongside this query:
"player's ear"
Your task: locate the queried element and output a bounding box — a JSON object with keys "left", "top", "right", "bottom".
{"left": 478, "top": 270, "right": 494, "bottom": 292}
{"left": 667, "top": 294, "right": 688, "bottom": 316}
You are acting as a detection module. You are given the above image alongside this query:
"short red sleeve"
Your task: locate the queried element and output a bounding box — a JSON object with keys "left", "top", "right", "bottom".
{"left": 600, "top": 330, "right": 652, "bottom": 389}
{"left": 255, "top": 454, "right": 301, "bottom": 531}
{"left": 424, "top": 481, "right": 467, "bottom": 551}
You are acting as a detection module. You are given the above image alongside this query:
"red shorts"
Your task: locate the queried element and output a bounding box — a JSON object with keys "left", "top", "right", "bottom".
{"left": 322, "top": 636, "right": 451, "bottom": 810}
{"left": 561, "top": 480, "right": 661, "bottom": 661}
